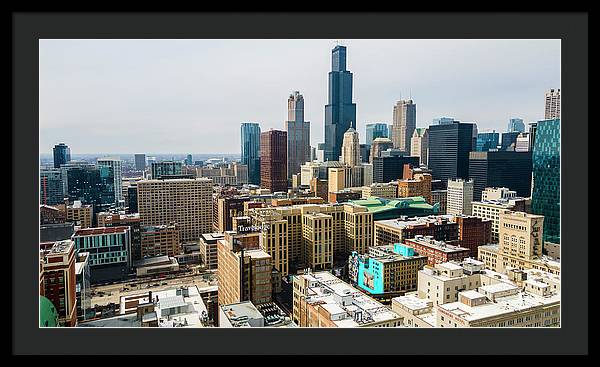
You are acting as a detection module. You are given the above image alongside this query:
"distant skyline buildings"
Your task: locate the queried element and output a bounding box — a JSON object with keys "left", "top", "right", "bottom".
{"left": 285, "top": 91, "right": 311, "bottom": 180}
{"left": 40, "top": 40, "right": 559, "bottom": 154}
{"left": 53, "top": 143, "right": 71, "bottom": 168}
{"left": 391, "top": 99, "right": 417, "bottom": 154}
{"left": 241, "top": 122, "right": 261, "bottom": 185}
{"left": 508, "top": 118, "right": 525, "bottom": 133}
{"left": 365, "top": 123, "right": 389, "bottom": 147}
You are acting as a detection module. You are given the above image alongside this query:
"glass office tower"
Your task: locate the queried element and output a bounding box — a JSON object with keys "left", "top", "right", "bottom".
{"left": 476, "top": 132, "right": 500, "bottom": 151}
{"left": 531, "top": 118, "right": 560, "bottom": 244}
{"left": 324, "top": 45, "right": 357, "bottom": 161}
{"left": 365, "top": 123, "right": 389, "bottom": 147}
{"left": 241, "top": 122, "right": 261, "bottom": 185}
{"left": 508, "top": 118, "right": 525, "bottom": 133}
{"left": 53, "top": 143, "right": 71, "bottom": 168}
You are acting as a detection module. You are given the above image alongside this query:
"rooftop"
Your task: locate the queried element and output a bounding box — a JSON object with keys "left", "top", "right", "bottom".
{"left": 298, "top": 271, "right": 401, "bottom": 327}
{"left": 406, "top": 236, "right": 470, "bottom": 253}
{"left": 350, "top": 197, "right": 437, "bottom": 214}
{"left": 375, "top": 215, "right": 456, "bottom": 229}
{"left": 73, "top": 226, "right": 130, "bottom": 237}
{"left": 438, "top": 288, "right": 560, "bottom": 323}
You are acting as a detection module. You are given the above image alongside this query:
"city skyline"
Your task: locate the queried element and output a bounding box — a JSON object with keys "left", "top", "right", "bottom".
{"left": 40, "top": 39, "right": 560, "bottom": 154}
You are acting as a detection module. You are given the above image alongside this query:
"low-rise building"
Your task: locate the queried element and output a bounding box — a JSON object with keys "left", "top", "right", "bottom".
{"left": 374, "top": 215, "right": 458, "bottom": 247}
{"left": 79, "top": 286, "right": 210, "bottom": 328}
{"left": 219, "top": 301, "right": 296, "bottom": 328}
{"left": 134, "top": 255, "right": 180, "bottom": 277}
{"left": 140, "top": 224, "right": 180, "bottom": 259}
{"left": 361, "top": 183, "right": 397, "bottom": 199}
{"left": 348, "top": 243, "right": 428, "bottom": 298}
{"left": 404, "top": 236, "right": 471, "bottom": 266}
{"left": 293, "top": 271, "right": 402, "bottom": 327}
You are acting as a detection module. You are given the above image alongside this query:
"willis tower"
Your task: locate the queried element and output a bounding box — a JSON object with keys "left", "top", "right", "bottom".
{"left": 324, "top": 45, "right": 356, "bottom": 161}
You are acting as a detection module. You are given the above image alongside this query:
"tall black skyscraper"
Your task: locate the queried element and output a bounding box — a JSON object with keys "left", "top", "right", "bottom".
{"left": 324, "top": 45, "right": 356, "bottom": 162}
{"left": 53, "top": 143, "right": 71, "bottom": 168}
{"left": 428, "top": 121, "right": 474, "bottom": 183}
{"left": 468, "top": 151, "right": 533, "bottom": 201}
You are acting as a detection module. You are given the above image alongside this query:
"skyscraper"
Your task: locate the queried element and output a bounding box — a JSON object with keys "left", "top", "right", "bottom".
{"left": 531, "top": 118, "right": 560, "bottom": 243}
{"left": 40, "top": 168, "right": 66, "bottom": 205}
{"left": 369, "top": 137, "right": 394, "bottom": 164}
{"left": 428, "top": 121, "right": 474, "bottom": 183}
{"left": 97, "top": 157, "right": 123, "bottom": 206}
{"left": 340, "top": 128, "right": 360, "bottom": 167}
{"left": 501, "top": 132, "right": 520, "bottom": 151}
{"left": 365, "top": 123, "right": 389, "bottom": 147}
{"left": 476, "top": 131, "right": 500, "bottom": 152}
{"left": 391, "top": 100, "right": 417, "bottom": 153}
{"left": 241, "top": 122, "right": 261, "bottom": 185}
{"left": 260, "top": 130, "right": 288, "bottom": 193}
{"left": 61, "top": 161, "right": 115, "bottom": 215}
{"left": 508, "top": 118, "right": 525, "bottom": 133}
{"left": 285, "top": 91, "right": 311, "bottom": 180}
{"left": 544, "top": 89, "right": 561, "bottom": 119}
{"left": 410, "top": 128, "right": 429, "bottom": 166}
{"left": 134, "top": 154, "right": 146, "bottom": 171}
{"left": 324, "top": 45, "right": 356, "bottom": 161}
{"left": 468, "top": 151, "right": 533, "bottom": 201}
{"left": 151, "top": 161, "right": 182, "bottom": 179}
{"left": 53, "top": 143, "right": 71, "bottom": 169}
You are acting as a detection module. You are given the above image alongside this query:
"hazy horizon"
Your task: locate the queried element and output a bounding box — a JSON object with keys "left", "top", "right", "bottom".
{"left": 40, "top": 39, "right": 561, "bottom": 155}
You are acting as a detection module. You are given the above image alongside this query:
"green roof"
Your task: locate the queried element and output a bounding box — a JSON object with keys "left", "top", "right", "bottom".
{"left": 40, "top": 296, "right": 59, "bottom": 327}
{"left": 350, "top": 196, "right": 435, "bottom": 214}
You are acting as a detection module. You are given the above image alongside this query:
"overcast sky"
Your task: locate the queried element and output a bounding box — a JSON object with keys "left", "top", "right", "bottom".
{"left": 39, "top": 39, "right": 560, "bottom": 155}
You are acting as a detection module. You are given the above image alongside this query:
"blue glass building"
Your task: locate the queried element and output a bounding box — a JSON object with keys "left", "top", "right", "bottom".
{"left": 475, "top": 131, "right": 500, "bottom": 151}
{"left": 324, "top": 45, "right": 356, "bottom": 161}
{"left": 508, "top": 118, "right": 525, "bottom": 133}
{"left": 531, "top": 118, "right": 560, "bottom": 244}
{"left": 53, "top": 143, "right": 71, "bottom": 168}
{"left": 365, "top": 123, "right": 389, "bottom": 147}
{"left": 241, "top": 122, "right": 261, "bottom": 185}
{"left": 62, "top": 162, "right": 116, "bottom": 217}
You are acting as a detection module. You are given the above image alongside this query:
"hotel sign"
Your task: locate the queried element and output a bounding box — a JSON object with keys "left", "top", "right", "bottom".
{"left": 237, "top": 224, "right": 270, "bottom": 233}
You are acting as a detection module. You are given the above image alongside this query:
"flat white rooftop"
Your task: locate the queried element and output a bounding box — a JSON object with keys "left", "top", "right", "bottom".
{"left": 300, "top": 271, "right": 401, "bottom": 327}
{"left": 438, "top": 290, "right": 560, "bottom": 323}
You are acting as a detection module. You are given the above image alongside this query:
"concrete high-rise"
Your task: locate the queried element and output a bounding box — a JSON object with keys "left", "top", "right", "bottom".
{"left": 340, "top": 127, "right": 360, "bottom": 166}
{"left": 428, "top": 121, "right": 475, "bottom": 183}
{"left": 410, "top": 128, "right": 428, "bottom": 166}
{"left": 134, "top": 154, "right": 146, "bottom": 171}
{"left": 260, "top": 130, "right": 288, "bottom": 193}
{"left": 392, "top": 99, "right": 417, "bottom": 153}
{"left": 324, "top": 45, "right": 357, "bottom": 161}
{"left": 53, "top": 143, "right": 71, "bottom": 168}
{"left": 285, "top": 91, "right": 311, "bottom": 180}
{"left": 241, "top": 122, "right": 261, "bottom": 185}
{"left": 369, "top": 137, "right": 394, "bottom": 163}
{"left": 447, "top": 179, "right": 474, "bottom": 216}
{"left": 544, "top": 89, "right": 561, "bottom": 119}
{"left": 97, "top": 157, "right": 123, "bottom": 206}
{"left": 137, "top": 178, "right": 213, "bottom": 242}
